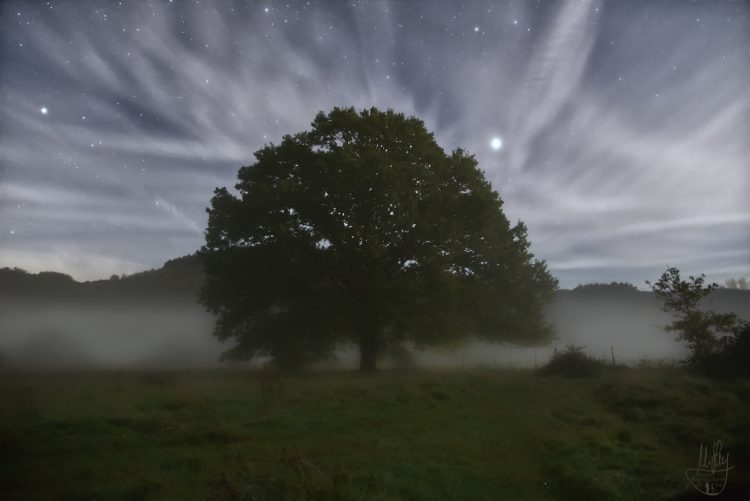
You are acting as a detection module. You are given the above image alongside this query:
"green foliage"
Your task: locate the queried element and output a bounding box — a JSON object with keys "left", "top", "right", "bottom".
{"left": 647, "top": 267, "right": 748, "bottom": 367}
{"left": 538, "top": 345, "right": 605, "bottom": 378}
{"left": 200, "top": 107, "right": 558, "bottom": 369}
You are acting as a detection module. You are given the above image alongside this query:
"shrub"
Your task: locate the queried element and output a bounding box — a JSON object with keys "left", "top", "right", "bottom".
{"left": 537, "top": 345, "right": 605, "bottom": 378}
{"left": 692, "top": 324, "right": 750, "bottom": 378}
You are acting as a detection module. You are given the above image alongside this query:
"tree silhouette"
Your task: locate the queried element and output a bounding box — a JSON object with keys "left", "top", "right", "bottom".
{"left": 647, "top": 267, "right": 746, "bottom": 365}
{"left": 200, "top": 107, "right": 558, "bottom": 370}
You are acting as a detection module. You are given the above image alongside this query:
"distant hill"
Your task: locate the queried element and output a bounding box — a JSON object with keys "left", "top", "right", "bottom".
{"left": 1, "top": 257, "right": 747, "bottom": 317}
{"left": 571, "top": 282, "right": 639, "bottom": 294}
{"left": 0, "top": 257, "right": 748, "bottom": 368}
{"left": 0, "top": 254, "right": 203, "bottom": 304}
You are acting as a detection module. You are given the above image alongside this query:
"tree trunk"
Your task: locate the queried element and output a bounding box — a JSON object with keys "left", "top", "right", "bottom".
{"left": 359, "top": 324, "right": 378, "bottom": 371}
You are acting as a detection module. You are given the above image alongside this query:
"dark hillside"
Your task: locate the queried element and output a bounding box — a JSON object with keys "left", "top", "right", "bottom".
{"left": 0, "top": 254, "right": 203, "bottom": 305}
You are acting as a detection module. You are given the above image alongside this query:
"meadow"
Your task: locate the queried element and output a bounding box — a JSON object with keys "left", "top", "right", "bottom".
{"left": 1, "top": 368, "right": 748, "bottom": 500}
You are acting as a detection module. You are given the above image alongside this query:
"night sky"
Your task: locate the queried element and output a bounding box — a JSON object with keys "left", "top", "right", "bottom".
{"left": 1, "top": 0, "right": 748, "bottom": 289}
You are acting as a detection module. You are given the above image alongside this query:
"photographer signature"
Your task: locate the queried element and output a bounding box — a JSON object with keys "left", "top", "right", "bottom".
{"left": 685, "top": 440, "right": 734, "bottom": 496}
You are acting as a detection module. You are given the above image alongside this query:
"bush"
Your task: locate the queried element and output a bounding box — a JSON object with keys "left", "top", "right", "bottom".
{"left": 692, "top": 324, "right": 750, "bottom": 378}
{"left": 537, "top": 345, "right": 605, "bottom": 378}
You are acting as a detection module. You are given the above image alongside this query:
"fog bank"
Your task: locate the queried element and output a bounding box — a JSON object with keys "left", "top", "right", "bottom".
{"left": 4, "top": 288, "right": 746, "bottom": 370}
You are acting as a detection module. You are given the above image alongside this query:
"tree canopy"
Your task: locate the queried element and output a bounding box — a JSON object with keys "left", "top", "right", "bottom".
{"left": 200, "top": 107, "right": 558, "bottom": 369}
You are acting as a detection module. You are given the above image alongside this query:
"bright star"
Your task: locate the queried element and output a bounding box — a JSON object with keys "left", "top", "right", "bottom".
{"left": 40, "top": 107, "right": 48, "bottom": 114}
{"left": 491, "top": 137, "right": 503, "bottom": 150}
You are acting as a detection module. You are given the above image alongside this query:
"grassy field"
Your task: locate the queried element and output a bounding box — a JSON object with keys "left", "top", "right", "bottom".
{"left": 1, "top": 368, "right": 748, "bottom": 500}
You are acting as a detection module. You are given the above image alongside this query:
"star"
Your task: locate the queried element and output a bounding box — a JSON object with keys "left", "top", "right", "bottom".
{"left": 1, "top": 0, "right": 746, "bottom": 292}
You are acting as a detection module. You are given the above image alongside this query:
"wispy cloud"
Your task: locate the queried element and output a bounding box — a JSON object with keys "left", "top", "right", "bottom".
{"left": 508, "top": 0, "right": 602, "bottom": 174}
{"left": 0, "top": 0, "right": 747, "bottom": 286}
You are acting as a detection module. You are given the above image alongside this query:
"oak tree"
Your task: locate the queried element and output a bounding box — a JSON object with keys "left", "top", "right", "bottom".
{"left": 200, "top": 107, "right": 557, "bottom": 369}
